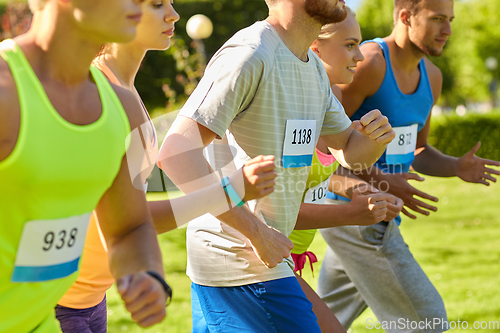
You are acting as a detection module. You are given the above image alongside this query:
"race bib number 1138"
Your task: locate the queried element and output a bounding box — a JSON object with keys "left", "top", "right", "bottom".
{"left": 282, "top": 120, "right": 316, "bottom": 168}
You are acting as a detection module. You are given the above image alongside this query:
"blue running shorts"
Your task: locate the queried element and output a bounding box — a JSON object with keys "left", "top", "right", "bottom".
{"left": 191, "top": 276, "right": 321, "bottom": 333}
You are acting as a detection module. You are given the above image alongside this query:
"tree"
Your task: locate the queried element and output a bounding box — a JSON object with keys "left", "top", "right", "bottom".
{"left": 355, "top": 0, "right": 393, "bottom": 41}
{"left": 135, "top": 0, "right": 269, "bottom": 111}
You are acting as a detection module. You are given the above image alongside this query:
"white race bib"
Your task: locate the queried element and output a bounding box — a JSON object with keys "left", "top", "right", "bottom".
{"left": 303, "top": 176, "right": 331, "bottom": 204}
{"left": 386, "top": 124, "right": 418, "bottom": 165}
{"left": 12, "top": 212, "right": 91, "bottom": 282}
{"left": 282, "top": 120, "right": 316, "bottom": 168}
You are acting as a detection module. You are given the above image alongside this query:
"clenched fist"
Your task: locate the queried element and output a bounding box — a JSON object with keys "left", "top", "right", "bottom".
{"left": 352, "top": 109, "right": 395, "bottom": 144}
{"left": 117, "top": 272, "right": 169, "bottom": 328}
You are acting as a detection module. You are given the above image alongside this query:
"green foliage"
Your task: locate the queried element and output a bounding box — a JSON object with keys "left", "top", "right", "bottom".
{"left": 136, "top": 0, "right": 269, "bottom": 110}
{"left": 440, "top": 0, "right": 500, "bottom": 105}
{"left": 429, "top": 111, "right": 500, "bottom": 161}
{"left": 0, "top": 2, "right": 31, "bottom": 40}
{"left": 355, "top": 0, "right": 393, "bottom": 41}
{"left": 171, "top": 0, "right": 268, "bottom": 58}
{"left": 134, "top": 37, "right": 203, "bottom": 112}
{"left": 0, "top": 0, "right": 269, "bottom": 111}
{"left": 3, "top": 0, "right": 500, "bottom": 110}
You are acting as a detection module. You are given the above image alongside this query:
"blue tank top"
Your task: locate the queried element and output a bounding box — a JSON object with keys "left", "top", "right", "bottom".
{"left": 351, "top": 38, "right": 433, "bottom": 174}
{"left": 328, "top": 38, "right": 434, "bottom": 224}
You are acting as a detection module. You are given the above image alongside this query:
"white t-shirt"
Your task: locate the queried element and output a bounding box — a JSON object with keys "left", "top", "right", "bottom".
{"left": 178, "top": 21, "right": 351, "bottom": 286}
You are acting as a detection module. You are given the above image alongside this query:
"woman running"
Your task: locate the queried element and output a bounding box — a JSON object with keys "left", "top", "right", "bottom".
{"left": 56, "top": 1, "right": 277, "bottom": 332}
{"left": 289, "top": 7, "right": 404, "bottom": 332}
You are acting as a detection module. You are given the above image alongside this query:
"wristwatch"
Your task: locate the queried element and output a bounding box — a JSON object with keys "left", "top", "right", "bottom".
{"left": 147, "top": 271, "right": 173, "bottom": 306}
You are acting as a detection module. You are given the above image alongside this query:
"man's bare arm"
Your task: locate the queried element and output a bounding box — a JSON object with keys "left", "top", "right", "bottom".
{"left": 158, "top": 116, "right": 293, "bottom": 268}
{"left": 149, "top": 155, "right": 277, "bottom": 234}
{"left": 322, "top": 110, "right": 395, "bottom": 171}
{"left": 412, "top": 63, "right": 500, "bottom": 183}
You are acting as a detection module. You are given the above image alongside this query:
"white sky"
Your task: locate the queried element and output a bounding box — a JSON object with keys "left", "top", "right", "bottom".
{"left": 348, "top": 0, "right": 363, "bottom": 10}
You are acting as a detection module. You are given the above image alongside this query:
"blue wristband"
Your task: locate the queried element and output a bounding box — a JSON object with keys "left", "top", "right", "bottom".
{"left": 221, "top": 176, "right": 245, "bottom": 207}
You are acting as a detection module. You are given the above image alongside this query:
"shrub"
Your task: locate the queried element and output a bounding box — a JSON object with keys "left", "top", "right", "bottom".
{"left": 428, "top": 111, "right": 500, "bottom": 161}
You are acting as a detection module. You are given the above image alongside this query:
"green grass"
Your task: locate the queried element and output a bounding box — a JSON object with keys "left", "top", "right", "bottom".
{"left": 107, "top": 173, "right": 500, "bottom": 332}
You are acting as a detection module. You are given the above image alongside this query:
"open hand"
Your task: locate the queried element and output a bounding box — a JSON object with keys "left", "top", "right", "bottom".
{"left": 456, "top": 142, "right": 500, "bottom": 185}
{"left": 117, "top": 272, "right": 168, "bottom": 328}
{"left": 351, "top": 109, "right": 395, "bottom": 144}
{"left": 230, "top": 155, "right": 277, "bottom": 202}
{"left": 382, "top": 172, "right": 438, "bottom": 219}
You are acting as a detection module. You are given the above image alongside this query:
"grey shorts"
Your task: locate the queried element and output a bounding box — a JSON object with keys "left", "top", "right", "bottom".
{"left": 318, "top": 220, "right": 448, "bottom": 333}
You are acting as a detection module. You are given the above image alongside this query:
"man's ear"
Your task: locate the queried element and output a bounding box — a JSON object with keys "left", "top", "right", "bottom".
{"left": 399, "top": 9, "right": 412, "bottom": 27}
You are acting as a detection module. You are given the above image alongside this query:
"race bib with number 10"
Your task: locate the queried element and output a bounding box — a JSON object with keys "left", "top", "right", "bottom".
{"left": 303, "top": 176, "right": 331, "bottom": 205}
{"left": 282, "top": 120, "right": 316, "bottom": 168}
{"left": 11, "top": 212, "right": 91, "bottom": 283}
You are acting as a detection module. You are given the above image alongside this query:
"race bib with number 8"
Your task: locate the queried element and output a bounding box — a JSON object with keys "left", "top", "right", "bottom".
{"left": 386, "top": 124, "right": 418, "bottom": 165}
{"left": 11, "top": 212, "right": 91, "bottom": 282}
{"left": 282, "top": 120, "right": 316, "bottom": 168}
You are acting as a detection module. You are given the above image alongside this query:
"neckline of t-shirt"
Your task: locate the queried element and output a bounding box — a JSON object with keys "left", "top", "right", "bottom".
{"left": 260, "top": 21, "right": 313, "bottom": 67}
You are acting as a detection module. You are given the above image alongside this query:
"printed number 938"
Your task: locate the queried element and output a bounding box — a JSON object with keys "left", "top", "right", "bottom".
{"left": 43, "top": 228, "right": 78, "bottom": 251}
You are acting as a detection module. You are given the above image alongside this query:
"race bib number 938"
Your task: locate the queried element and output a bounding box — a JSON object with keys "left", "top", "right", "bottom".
{"left": 11, "top": 212, "right": 91, "bottom": 283}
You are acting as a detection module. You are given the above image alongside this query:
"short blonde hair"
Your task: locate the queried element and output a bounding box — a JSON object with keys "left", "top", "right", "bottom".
{"left": 28, "top": 0, "right": 50, "bottom": 12}
{"left": 317, "top": 6, "right": 354, "bottom": 40}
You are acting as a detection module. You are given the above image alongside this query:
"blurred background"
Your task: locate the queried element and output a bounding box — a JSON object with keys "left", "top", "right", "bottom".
{"left": 0, "top": 0, "right": 500, "bottom": 166}
{"left": 3, "top": 0, "right": 497, "bottom": 162}
{"left": 1, "top": 1, "right": 499, "bottom": 332}
{"left": 1, "top": 0, "right": 498, "bottom": 113}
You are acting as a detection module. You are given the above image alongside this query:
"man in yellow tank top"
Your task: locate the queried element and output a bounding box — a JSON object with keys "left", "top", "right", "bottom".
{"left": 0, "top": 0, "right": 171, "bottom": 332}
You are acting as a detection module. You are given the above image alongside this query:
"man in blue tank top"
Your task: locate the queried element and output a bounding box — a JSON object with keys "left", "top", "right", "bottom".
{"left": 318, "top": 0, "right": 500, "bottom": 332}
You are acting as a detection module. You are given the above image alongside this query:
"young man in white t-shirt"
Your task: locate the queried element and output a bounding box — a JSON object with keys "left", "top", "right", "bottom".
{"left": 159, "top": 0, "right": 396, "bottom": 331}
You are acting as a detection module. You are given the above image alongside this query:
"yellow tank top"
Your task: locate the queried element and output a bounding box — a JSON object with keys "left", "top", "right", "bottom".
{"left": 289, "top": 148, "right": 339, "bottom": 254}
{"left": 0, "top": 40, "right": 130, "bottom": 333}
